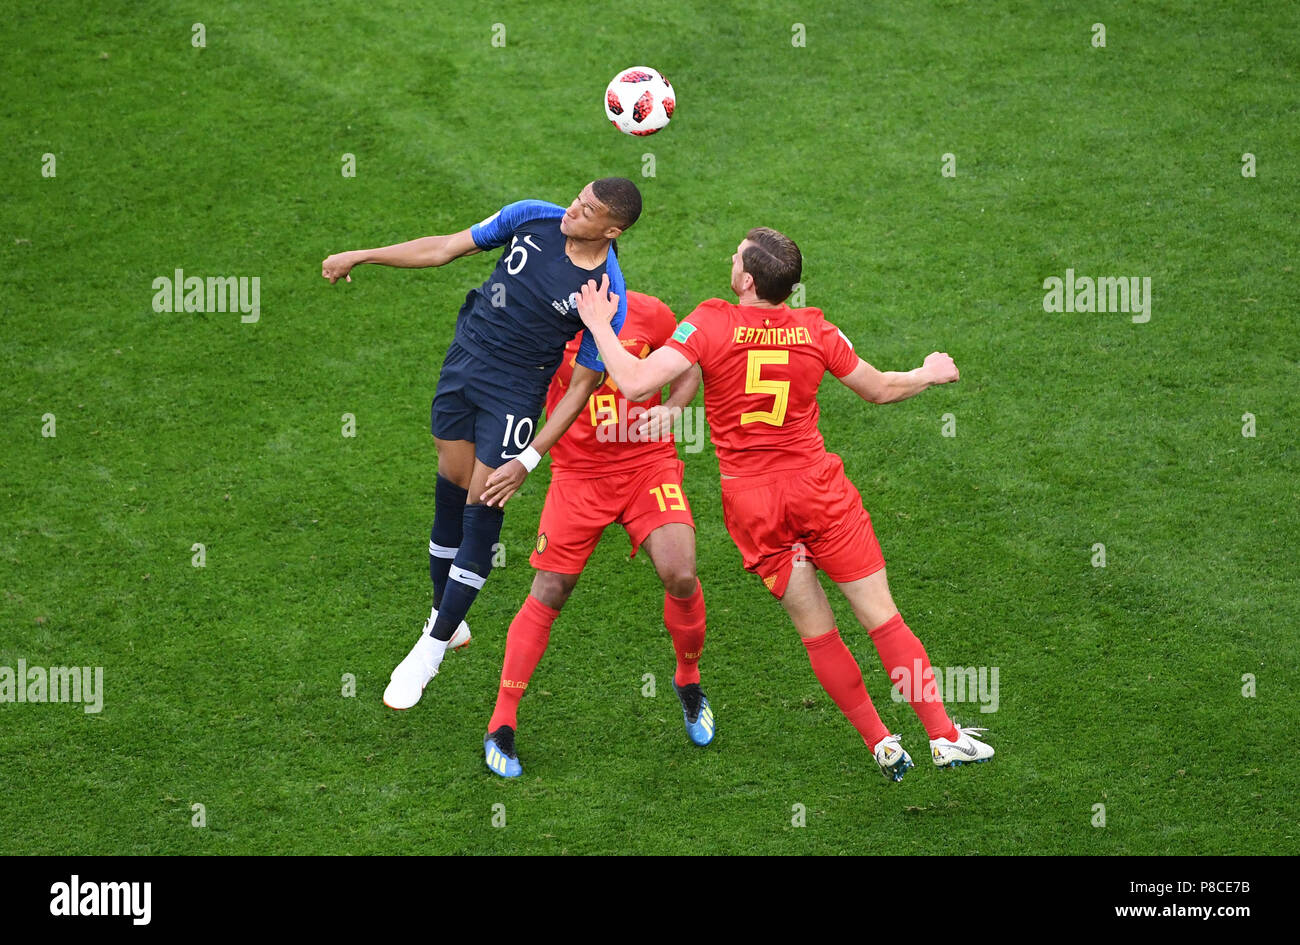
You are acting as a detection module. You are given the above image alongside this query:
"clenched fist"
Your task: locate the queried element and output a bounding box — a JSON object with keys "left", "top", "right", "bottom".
{"left": 322, "top": 252, "right": 361, "bottom": 284}
{"left": 923, "top": 351, "right": 959, "bottom": 385}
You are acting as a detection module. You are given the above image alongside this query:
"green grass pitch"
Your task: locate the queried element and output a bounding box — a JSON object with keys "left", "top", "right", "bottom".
{"left": 2, "top": 0, "right": 1296, "bottom": 855}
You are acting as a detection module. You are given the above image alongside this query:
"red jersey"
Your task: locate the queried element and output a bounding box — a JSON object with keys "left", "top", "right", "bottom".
{"left": 665, "top": 297, "right": 859, "bottom": 478}
{"left": 547, "top": 290, "right": 681, "bottom": 479}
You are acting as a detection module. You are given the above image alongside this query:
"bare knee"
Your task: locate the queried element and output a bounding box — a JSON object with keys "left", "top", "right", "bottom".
{"left": 858, "top": 604, "right": 899, "bottom": 631}
{"left": 781, "top": 565, "right": 837, "bottom": 639}
{"left": 852, "top": 588, "right": 899, "bottom": 630}
{"left": 661, "top": 566, "right": 698, "bottom": 600}
{"left": 838, "top": 570, "right": 899, "bottom": 631}
{"left": 652, "top": 548, "right": 697, "bottom": 599}
{"left": 438, "top": 465, "right": 471, "bottom": 491}
{"left": 530, "top": 570, "right": 578, "bottom": 610}
{"left": 434, "top": 439, "right": 474, "bottom": 490}
{"left": 642, "top": 525, "right": 698, "bottom": 599}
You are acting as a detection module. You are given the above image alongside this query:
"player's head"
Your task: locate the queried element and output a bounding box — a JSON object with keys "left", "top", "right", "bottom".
{"left": 561, "top": 178, "right": 642, "bottom": 240}
{"left": 731, "top": 227, "right": 802, "bottom": 304}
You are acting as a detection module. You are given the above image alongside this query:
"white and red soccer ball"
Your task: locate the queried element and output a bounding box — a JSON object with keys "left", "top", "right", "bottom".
{"left": 604, "top": 66, "right": 675, "bottom": 136}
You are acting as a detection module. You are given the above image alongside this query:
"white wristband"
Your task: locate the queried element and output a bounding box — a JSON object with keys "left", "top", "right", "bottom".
{"left": 517, "top": 446, "right": 542, "bottom": 472}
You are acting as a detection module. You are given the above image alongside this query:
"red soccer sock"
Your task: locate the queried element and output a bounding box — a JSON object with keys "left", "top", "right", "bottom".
{"left": 868, "top": 612, "right": 959, "bottom": 741}
{"left": 802, "top": 628, "right": 890, "bottom": 751}
{"left": 664, "top": 580, "right": 706, "bottom": 686}
{"left": 487, "top": 594, "right": 559, "bottom": 733}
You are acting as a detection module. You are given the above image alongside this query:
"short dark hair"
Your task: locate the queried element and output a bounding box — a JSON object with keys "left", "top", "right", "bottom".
{"left": 742, "top": 227, "right": 802, "bottom": 303}
{"left": 592, "top": 177, "right": 642, "bottom": 230}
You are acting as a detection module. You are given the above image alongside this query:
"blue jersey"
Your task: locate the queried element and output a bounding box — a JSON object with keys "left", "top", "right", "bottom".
{"left": 456, "top": 199, "right": 628, "bottom": 376}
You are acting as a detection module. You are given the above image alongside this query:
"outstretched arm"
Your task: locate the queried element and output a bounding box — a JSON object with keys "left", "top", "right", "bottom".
{"left": 479, "top": 364, "right": 604, "bottom": 508}
{"left": 576, "top": 276, "right": 693, "bottom": 401}
{"left": 837, "top": 352, "right": 959, "bottom": 404}
{"left": 322, "top": 228, "right": 481, "bottom": 284}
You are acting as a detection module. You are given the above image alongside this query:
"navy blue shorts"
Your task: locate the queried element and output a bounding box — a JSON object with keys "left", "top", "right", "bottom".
{"left": 431, "top": 342, "right": 549, "bottom": 469}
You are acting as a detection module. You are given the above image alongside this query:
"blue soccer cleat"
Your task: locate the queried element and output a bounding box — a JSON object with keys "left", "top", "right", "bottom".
{"left": 672, "top": 678, "right": 715, "bottom": 746}
{"left": 484, "top": 726, "right": 523, "bottom": 778}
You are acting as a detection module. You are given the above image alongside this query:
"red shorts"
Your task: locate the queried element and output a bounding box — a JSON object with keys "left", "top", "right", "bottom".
{"left": 720, "top": 452, "right": 885, "bottom": 598}
{"left": 530, "top": 459, "right": 695, "bottom": 574}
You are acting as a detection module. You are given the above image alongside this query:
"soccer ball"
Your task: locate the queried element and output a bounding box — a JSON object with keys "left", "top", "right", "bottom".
{"left": 604, "top": 67, "right": 675, "bottom": 136}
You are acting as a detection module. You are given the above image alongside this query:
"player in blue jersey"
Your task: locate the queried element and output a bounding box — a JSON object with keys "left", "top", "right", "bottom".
{"left": 321, "top": 179, "right": 641, "bottom": 709}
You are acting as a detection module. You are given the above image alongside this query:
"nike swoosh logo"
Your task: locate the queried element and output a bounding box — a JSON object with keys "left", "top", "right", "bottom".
{"left": 947, "top": 743, "right": 978, "bottom": 757}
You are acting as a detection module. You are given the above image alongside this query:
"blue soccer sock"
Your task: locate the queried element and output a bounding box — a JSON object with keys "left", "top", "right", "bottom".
{"left": 430, "top": 503, "right": 505, "bottom": 641}
{"left": 429, "top": 474, "right": 468, "bottom": 608}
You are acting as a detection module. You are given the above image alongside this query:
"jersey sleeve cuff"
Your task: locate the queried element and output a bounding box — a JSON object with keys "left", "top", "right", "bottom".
{"left": 663, "top": 339, "right": 700, "bottom": 366}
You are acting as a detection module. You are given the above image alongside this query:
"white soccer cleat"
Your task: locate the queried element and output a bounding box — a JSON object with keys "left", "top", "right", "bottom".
{"left": 930, "top": 724, "right": 995, "bottom": 767}
{"left": 382, "top": 612, "right": 471, "bottom": 710}
{"left": 443, "top": 614, "right": 472, "bottom": 653}
{"left": 873, "top": 734, "right": 915, "bottom": 782}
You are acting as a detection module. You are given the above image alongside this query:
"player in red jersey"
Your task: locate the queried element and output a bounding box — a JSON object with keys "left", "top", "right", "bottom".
{"left": 482, "top": 290, "right": 714, "bottom": 778}
{"left": 574, "top": 228, "right": 994, "bottom": 782}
